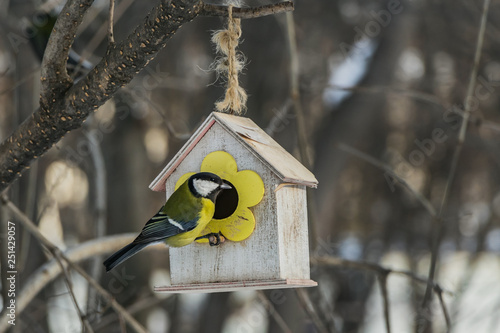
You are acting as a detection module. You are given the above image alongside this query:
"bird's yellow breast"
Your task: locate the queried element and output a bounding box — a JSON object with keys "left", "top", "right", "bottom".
{"left": 165, "top": 198, "right": 215, "bottom": 247}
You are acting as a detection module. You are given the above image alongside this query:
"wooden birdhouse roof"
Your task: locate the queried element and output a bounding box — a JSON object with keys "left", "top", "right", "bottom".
{"left": 150, "top": 112, "right": 318, "bottom": 192}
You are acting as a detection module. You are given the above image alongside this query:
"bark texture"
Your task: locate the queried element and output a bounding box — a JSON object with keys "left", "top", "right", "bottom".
{"left": 0, "top": 0, "right": 205, "bottom": 191}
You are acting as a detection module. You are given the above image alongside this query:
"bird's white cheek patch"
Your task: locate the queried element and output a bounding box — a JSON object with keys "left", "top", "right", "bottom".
{"left": 193, "top": 179, "right": 219, "bottom": 197}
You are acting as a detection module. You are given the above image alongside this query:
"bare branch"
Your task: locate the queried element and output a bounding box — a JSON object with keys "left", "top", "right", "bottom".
{"left": 0, "top": 0, "right": 203, "bottom": 192}
{"left": 85, "top": 120, "right": 108, "bottom": 319}
{"left": 436, "top": 288, "right": 451, "bottom": 332}
{"left": 327, "top": 84, "right": 444, "bottom": 108}
{"left": 40, "top": 0, "right": 93, "bottom": 99}
{"left": 378, "top": 273, "right": 392, "bottom": 333}
{"left": 336, "top": 143, "right": 437, "bottom": 217}
{"left": 327, "top": 84, "right": 500, "bottom": 133}
{"left": 311, "top": 256, "right": 453, "bottom": 296}
{"left": 283, "top": 11, "right": 318, "bottom": 251}
{"left": 0, "top": 196, "right": 147, "bottom": 333}
{"left": 296, "top": 289, "right": 329, "bottom": 333}
{"left": 108, "top": 0, "right": 115, "bottom": 45}
{"left": 0, "top": 233, "right": 140, "bottom": 332}
{"left": 54, "top": 255, "right": 95, "bottom": 332}
{"left": 80, "top": 0, "right": 136, "bottom": 67}
{"left": 199, "top": 2, "right": 293, "bottom": 19}
{"left": 256, "top": 291, "right": 292, "bottom": 333}
{"left": 420, "top": 0, "right": 491, "bottom": 326}
{"left": 0, "top": 0, "right": 295, "bottom": 193}
{"left": 95, "top": 295, "right": 166, "bottom": 331}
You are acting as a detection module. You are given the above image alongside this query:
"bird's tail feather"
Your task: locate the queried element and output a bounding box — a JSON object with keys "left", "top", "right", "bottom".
{"left": 103, "top": 242, "right": 148, "bottom": 272}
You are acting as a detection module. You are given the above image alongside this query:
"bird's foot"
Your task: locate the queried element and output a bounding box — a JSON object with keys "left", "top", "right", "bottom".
{"left": 196, "top": 232, "right": 225, "bottom": 246}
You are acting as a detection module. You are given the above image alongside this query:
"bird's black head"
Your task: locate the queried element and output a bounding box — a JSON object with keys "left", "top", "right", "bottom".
{"left": 188, "top": 172, "right": 231, "bottom": 202}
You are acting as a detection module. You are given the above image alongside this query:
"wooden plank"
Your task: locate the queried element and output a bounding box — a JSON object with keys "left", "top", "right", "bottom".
{"left": 276, "top": 185, "right": 311, "bottom": 279}
{"left": 154, "top": 279, "right": 318, "bottom": 294}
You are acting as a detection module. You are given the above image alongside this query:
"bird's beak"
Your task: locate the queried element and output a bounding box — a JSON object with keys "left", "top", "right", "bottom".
{"left": 220, "top": 183, "right": 232, "bottom": 190}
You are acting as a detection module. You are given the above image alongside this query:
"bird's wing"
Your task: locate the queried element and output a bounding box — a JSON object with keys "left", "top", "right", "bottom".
{"left": 132, "top": 209, "right": 199, "bottom": 244}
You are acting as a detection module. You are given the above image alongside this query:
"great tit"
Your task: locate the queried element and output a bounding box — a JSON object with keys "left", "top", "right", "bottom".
{"left": 103, "top": 172, "right": 231, "bottom": 272}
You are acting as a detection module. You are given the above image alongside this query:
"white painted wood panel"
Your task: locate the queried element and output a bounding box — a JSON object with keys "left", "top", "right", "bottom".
{"left": 167, "top": 122, "right": 283, "bottom": 284}
{"left": 276, "top": 185, "right": 311, "bottom": 279}
{"left": 155, "top": 279, "right": 317, "bottom": 293}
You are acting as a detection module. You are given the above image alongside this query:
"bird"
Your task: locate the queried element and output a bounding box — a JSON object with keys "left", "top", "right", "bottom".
{"left": 103, "top": 172, "right": 231, "bottom": 272}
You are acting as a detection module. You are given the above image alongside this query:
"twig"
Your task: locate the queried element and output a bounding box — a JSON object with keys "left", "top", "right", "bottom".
{"left": 17, "top": 161, "right": 37, "bottom": 271}
{"left": 326, "top": 84, "right": 500, "bottom": 133}
{"left": 0, "top": 68, "right": 38, "bottom": 97}
{"left": 421, "top": 0, "right": 491, "bottom": 321}
{"left": 199, "top": 2, "right": 293, "bottom": 19}
{"left": 108, "top": 0, "right": 115, "bottom": 45}
{"left": 284, "top": 11, "right": 319, "bottom": 251}
{"left": 378, "top": 273, "right": 392, "bottom": 333}
{"left": 85, "top": 118, "right": 108, "bottom": 319}
{"left": 0, "top": 232, "right": 138, "bottom": 332}
{"left": 436, "top": 288, "right": 451, "bottom": 332}
{"left": 311, "top": 256, "right": 453, "bottom": 296}
{"left": 0, "top": 196, "right": 147, "bottom": 333}
{"left": 482, "top": 120, "right": 500, "bottom": 132}
{"left": 327, "top": 84, "right": 444, "bottom": 108}
{"left": 336, "top": 142, "right": 437, "bottom": 217}
{"left": 256, "top": 291, "right": 292, "bottom": 333}
{"left": 95, "top": 295, "right": 167, "bottom": 331}
{"left": 80, "top": 0, "right": 135, "bottom": 66}
{"left": 119, "top": 315, "right": 127, "bottom": 333}
{"left": 295, "top": 289, "right": 329, "bottom": 333}
{"left": 449, "top": 217, "right": 494, "bottom": 328}
{"left": 285, "top": 12, "right": 311, "bottom": 169}
{"left": 54, "top": 256, "right": 95, "bottom": 332}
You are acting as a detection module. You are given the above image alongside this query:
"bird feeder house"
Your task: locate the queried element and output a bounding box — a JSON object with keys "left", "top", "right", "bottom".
{"left": 150, "top": 112, "right": 318, "bottom": 293}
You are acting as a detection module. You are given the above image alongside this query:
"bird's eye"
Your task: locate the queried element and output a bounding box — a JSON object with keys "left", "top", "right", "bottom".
{"left": 211, "top": 178, "right": 216, "bottom": 182}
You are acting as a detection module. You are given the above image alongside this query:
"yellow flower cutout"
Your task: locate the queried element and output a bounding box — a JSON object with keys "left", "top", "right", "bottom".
{"left": 175, "top": 151, "right": 264, "bottom": 242}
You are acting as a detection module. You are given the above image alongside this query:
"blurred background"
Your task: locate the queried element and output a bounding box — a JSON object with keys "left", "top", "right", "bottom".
{"left": 1, "top": 0, "right": 500, "bottom": 332}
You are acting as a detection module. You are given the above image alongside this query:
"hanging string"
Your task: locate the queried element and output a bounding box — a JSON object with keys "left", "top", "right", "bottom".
{"left": 211, "top": 5, "right": 247, "bottom": 115}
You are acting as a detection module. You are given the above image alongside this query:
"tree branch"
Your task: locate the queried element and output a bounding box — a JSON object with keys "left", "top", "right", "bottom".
{"left": 108, "top": 0, "right": 116, "bottom": 45}
{"left": 0, "top": 0, "right": 294, "bottom": 192}
{"left": 40, "top": 0, "right": 93, "bottom": 100}
{"left": 0, "top": 0, "right": 201, "bottom": 192}
{"left": 199, "top": 2, "right": 293, "bottom": 19}
{"left": 0, "top": 195, "right": 147, "bottom": 332}
{"left": 311, "top": 256, "right": 453, "bottom": 296}
{"left": 54, "top": 254, "right": 95, "bottom": 333}
{"left": 256, "top": 291, "right": 292, "bottom": 333}
{"left": 0, "top": 232, "right": 138, "bottom": 332}
{"left": 378, "top": 273, "right": 392, "bottom": 333}
{"left": 336, "top": 143, "right": 437, "bottom": 217}
{"left": 296, "top": 289, "right": 329, "bottom": 333}
{"left": 85, "top": 119, "right": 108, "bottom": 319}
{"left": 420, "top": 0, "right": 491, "bottom": 327}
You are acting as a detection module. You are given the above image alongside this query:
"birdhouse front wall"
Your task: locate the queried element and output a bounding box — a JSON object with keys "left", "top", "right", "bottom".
{"left": 164, "top": 121, "right": 311, "bottom": 285}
